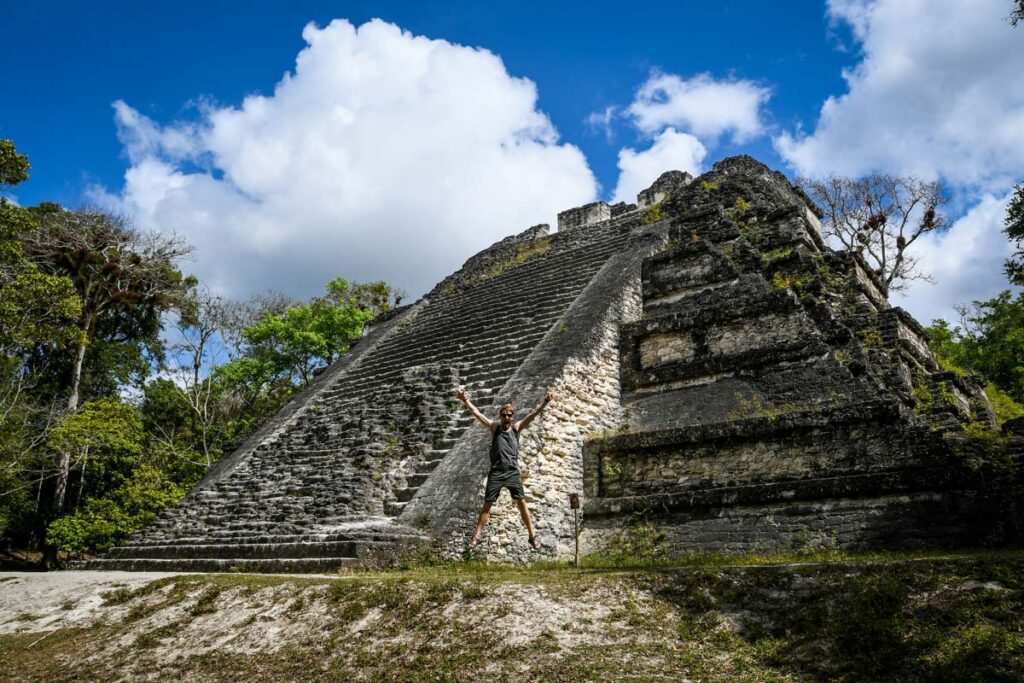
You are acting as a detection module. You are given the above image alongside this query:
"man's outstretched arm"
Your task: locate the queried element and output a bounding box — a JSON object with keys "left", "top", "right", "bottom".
{"left": 516, "top": 389, "right": 555, "bottom": 432}
{"left": 455, "top": 387, "right": 493, "bottom": 430}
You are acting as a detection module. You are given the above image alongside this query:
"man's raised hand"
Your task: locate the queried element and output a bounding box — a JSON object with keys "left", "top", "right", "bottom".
{"left": 454, "top": 387, "right": 467, "bottom": 403}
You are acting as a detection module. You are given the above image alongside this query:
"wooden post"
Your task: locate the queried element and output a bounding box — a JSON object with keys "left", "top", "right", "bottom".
{"left": 569, "top": 493, "right": 580, "bottom": 568}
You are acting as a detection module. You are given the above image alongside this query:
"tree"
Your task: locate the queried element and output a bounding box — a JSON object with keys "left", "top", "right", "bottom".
{"left": 230, "top": 276, "right": 397, "bottom": 388}
{"left": 25, "top": 208, "right": 193, "bottom": 510}
{"left": 799, "top": 174, "right": 948, "bottom": 292}
{"left": 46, "top": 397, "right": 144, "bottom": 510}
{"left": 46, "top": 464, "right": 184, "bottom": 555}
{"left": 1004, "top": 183, "right": 1024, "bottom": 286}
{"left": 161, "top": 286, "right": 235, "bottom": 468}
{"left": 0, "top": 142, "right": 80, "bottom": 542}
{"left": 925, "top": 291, "right": 1024, "bottom": 423}
{"left": 0, "top": 139, "right": 29, "bottom": 185}
{"left": 1012, "top": 0, "right": 1024, "bottom": 26}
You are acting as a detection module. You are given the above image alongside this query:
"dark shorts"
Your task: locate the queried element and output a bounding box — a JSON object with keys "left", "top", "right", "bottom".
{"left": 485, "top": 468, "right": 525, "bottom": 503}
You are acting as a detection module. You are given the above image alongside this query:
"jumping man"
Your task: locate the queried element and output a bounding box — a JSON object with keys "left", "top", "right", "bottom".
{"left": 454, "top": 387, "right": 555, "bottom": 550}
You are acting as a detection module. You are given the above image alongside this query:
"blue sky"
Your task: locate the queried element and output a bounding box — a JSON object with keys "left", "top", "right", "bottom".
{"left": 2, "top": 1, "right": 1022, "bottom": 323}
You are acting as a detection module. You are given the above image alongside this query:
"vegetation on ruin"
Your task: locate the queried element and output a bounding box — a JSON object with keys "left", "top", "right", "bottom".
{"left": 480, "top": 236, "right": 553, "bottom": 281}
{"left": 640, "top": 201, "right": 666, "bottom": 225}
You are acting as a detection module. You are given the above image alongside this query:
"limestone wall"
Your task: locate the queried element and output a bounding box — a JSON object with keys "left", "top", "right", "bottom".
{"left": 478, "top": 278, "right": 641, "bottom": 561}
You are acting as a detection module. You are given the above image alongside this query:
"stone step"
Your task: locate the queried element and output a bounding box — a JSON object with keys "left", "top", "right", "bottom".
{"left": 376, "top": 275, "right": 601, "bottom": 338}
{"left": 416, "top": 457, "right": 445, "bottom": 473}
{"left": 384, "top": 500, "right": 406, "bottom": 516}
{"left": 395, "top": 487, "right": 417, "bottom": 502}
{"left": 405, "top": 472, "right": 430, "bottom": 487}
{"left": 76, "top": 556, "right": 362, "bottom": 574}
{"left": 333, "top": 332, "right": 548, "bottom": 382}
{"left": 107, "top": 538, "right": 405, "bottom": 560}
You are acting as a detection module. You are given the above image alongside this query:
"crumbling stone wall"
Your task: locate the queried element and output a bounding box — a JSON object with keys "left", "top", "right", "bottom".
{"left": 582, "top": 155, "right": 1022, "bottom": 555}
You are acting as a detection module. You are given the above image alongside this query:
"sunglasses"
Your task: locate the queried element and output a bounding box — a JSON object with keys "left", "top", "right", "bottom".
{"left": 500, "top": 412, "right": 514, "bottom": 417}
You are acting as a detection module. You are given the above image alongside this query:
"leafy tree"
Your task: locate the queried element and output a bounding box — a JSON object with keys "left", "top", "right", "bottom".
{"left": 27, "top": 208, "right": 194, "bottom": 413}
{"left": 46, "top": 397, "right": 143, "bottom": 510}
{"left": 1004, "top": 183, "right": 1024, "bottom": 286}
{"left": 0, "top": 139, "right": 29, "bottom": 185}
{"left": 1012, "top": 0, "right": 1024, "bottom": 27}
{"left": 0, "top": 141, "right": 80, "bottom": 545}
{"left": 926, "top": 291, "right": 1024, "bottom": 423}
{"left": 234, "top": 276, "right": 397, "bottom": 388}
{"left": 25, "top": 209, "right": 192, "bottom": 510}
{"left": 799, "top": 174, "right": 948, "bottom": 292}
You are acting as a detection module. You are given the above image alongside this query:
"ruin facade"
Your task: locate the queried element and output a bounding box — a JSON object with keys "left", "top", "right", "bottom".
{"left": 89, "top": 156, "right": 1023, "bottom": 572}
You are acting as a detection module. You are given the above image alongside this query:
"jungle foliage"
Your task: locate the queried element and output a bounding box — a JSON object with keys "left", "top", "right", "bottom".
{"left": 0, "top": 140, "right": 398, "bottom": 561}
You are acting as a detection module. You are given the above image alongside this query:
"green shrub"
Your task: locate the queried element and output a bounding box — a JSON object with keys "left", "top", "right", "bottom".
{"left": 47, "top": 499, "right": 132, "bottom": 555}
{"left": 47, "top": 465, "right": 185, "bottom": 555}
{"left": 984, "top": 383, "right": 1024, "bottom": 425}
{"left": 641, "top": 203, "right": 666, "bottom": 225}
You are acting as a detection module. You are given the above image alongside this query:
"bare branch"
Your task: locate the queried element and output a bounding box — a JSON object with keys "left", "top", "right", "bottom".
{"left": 798, "top": 174, "right": 947, "bottom": 292}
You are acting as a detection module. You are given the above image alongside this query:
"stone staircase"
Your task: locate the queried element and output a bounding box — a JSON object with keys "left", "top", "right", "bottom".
{"left": 86, "top": 210, "right": 642, "bottom": 572}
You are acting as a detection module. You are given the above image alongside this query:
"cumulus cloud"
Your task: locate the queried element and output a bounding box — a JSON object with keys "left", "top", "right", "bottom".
{"left": 99, "top": 19, "right": 597, "bottom": 300}
{"left": 775, "top": 0, "right": 1024, "bottom": 188}
{"left": 626, "top": 71, "right": 771, "bottom": 143}
{"left": 611, "top": 128, "right": 706, "bottom": 204}
{"left": 892, "top": 192, "right": 1016, "bottom": 324}
{"left": 599, "top": 70, "right": 769, "bottom": 204}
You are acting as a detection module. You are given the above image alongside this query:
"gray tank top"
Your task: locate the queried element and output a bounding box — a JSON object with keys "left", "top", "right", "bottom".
{"left": 489, "top": 425, "right": 519, "bottom": 471}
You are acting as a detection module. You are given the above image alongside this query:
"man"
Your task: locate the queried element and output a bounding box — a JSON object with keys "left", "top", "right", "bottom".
{"left": 454, "top": 386, "right": 555, "bottom": 550}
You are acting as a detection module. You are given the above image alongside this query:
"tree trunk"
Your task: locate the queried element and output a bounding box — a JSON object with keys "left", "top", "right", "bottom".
{"left": 55, "top": 317, "right": 90, "bottom": 512}
{"left": 75, "top": 446, "right": 89, "bottom": 510}
{"left": 53, "top": 449, "right": 72, "bottom": 512}
{"left": 67, "top": 333, "right": 88, "bottom": 413}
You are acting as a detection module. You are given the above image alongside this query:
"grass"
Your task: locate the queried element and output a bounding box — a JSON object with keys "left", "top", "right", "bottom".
{"left": 2, "top": 550, "right": 1023, "bottom": 682}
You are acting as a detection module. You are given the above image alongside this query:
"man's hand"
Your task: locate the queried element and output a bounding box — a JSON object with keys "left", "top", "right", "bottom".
{"left": 517, "top": 388, "right": 556, "bottom": 432}
{"left": 456, "top": 387, "right": 492, "bottom": 429}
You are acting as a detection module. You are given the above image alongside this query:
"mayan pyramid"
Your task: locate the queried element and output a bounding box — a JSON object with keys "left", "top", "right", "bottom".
{"left": 89, "top": 156, "right": 1022, "bottom": 572}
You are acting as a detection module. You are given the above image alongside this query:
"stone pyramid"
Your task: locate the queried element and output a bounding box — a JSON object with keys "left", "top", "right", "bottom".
{"left": 89, "top": 156, "right": 1022, "bottom": 572}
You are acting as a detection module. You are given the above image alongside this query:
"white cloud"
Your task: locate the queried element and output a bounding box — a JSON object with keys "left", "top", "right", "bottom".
{"left": 626, "top": 71, "right": 771, "bottom": 143}
{"left": 100, "top": 19, "right": 597, "bottom": 300}
{"left": 611, "top": 128, "right": 706, "bottom": 204}
{"left": 892, "top": 192, "right": 1017, "bottom": 324}
{"left": 585, "top": 106, "right": 617, "bottom": 140}
{"left": 776, "top": 0, "right": 1024, "bottom": 188}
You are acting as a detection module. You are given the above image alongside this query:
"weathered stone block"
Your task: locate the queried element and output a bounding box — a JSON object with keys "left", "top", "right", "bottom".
{"left": 557, "top": 202, "right": 611, "bottom": 231}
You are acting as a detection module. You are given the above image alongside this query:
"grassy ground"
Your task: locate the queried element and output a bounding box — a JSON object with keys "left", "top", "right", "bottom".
{"left": 2, "top": 549, "right": 1023, "bottom": 682}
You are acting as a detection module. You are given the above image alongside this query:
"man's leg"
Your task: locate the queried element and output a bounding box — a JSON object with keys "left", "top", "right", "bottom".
{"left": 471, "top": 501, "right": 493, "bottom": 544}
{"left": 515, "top": 499, "right": 539, "bottom": 545}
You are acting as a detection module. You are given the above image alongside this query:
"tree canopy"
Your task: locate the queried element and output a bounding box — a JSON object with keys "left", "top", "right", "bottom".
{"left": 1004, "top": 183, "right": 1024, "bottom": 286}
